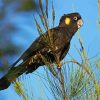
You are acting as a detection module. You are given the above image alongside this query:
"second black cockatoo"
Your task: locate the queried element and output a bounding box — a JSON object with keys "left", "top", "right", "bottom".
{"left": 0, "top": 13, "right": 83, "bottom": 90}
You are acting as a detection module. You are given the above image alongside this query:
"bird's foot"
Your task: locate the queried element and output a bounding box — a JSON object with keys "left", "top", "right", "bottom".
{"left": 57, "top": 63, "right": 62, "bottom": 69}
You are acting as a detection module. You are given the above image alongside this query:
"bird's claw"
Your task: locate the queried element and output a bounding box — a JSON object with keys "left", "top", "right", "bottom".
{"left": 57, "top": 63, "right": 62, "bottom": 69}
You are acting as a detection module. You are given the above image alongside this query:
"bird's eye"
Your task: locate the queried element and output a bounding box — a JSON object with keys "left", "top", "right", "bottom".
{"left": 73, "top": 17, "right": 78, "bottom": 21}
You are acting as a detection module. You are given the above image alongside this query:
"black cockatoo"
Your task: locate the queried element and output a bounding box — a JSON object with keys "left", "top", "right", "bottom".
{"left": 0, "top": 13, "right": 83, "bottom": 90}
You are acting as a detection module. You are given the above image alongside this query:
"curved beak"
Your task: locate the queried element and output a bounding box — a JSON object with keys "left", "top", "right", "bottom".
{"left": 77, "top": 19, "right": 83, "bottom": 28}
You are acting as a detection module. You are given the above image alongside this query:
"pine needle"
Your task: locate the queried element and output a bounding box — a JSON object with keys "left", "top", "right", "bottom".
{"left": 52, "top": 0, "right": 55, "bottom": 28}
{"left": 34, "top": 16, "right": 43, "bottom": 35}
{"left": 14, "top": 80, "right": 27, "bottom": 100}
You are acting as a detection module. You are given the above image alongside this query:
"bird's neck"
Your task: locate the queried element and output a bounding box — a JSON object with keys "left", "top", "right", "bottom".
{"left": 58, "top": 26, "right": 77, "bottom": 40}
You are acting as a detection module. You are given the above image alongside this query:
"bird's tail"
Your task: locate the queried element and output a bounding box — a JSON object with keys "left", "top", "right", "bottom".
{"left": 0, "top": 76, "right": 11, "bottom": 90}
{"left": 0, "top": 59, "right": 41, "bottom": 90}
{"left": 0, "top": 60, "right": 28, "bottom": 90}
{"left": 0, "top": 66, "right": 27, "bottom": 90}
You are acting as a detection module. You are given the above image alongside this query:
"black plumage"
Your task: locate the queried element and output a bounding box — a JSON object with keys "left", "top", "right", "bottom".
{"left": 0, "top": 13, "right": 83, "bottom": 90}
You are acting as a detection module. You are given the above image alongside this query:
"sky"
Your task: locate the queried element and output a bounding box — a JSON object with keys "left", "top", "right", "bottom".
{"left": 0, "top": 0, "right": 100, "bottom": 99}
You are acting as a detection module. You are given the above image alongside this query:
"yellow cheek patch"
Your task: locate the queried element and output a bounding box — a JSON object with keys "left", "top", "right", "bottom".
{"left": 65, "top": 17, "right": 71, "bottom": 25}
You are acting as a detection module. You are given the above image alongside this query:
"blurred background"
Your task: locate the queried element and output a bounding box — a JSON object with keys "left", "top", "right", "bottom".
{"left": 0, "top": 0, "right": 40, "bottom": 75}
{"left": 0, "top": 0, "right": 100, "bottom": 99}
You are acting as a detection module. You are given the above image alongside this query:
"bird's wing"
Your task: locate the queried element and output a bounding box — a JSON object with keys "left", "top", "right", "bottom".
{"left": 12, "top": 34, "right": 48, "bottom": 67}
{"left": 60, "top": 42, "right": 70, "bottom": 60}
